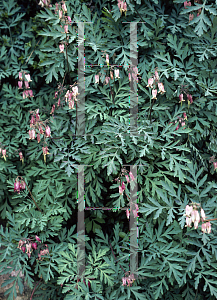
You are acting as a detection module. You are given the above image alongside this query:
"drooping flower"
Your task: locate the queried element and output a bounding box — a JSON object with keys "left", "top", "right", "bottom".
{"left": 59, "top": 44, "right": 64, "bottom": 53}
{"left": 185, "top": 216, "right": 192, "bottom": 227}
{"left": 185, "top": 205, "right": 193, "bottom": 216}
{"left": 19, "top": 152, "right": 24, "bottom": 164}
{"left": 122, "top": 277, "right": 127, "bottom": 286}
{"left": 29, "top": 129, "right": 36, "bottom": 140}
{"left": 128, "top": 73, "right": 131, "bottom": 81}
{"left": 35, "top": 235, "right": 41, "bottom": 242}
{"left": 17, "top": 240, "right": 25, "bottom": 249}
{"left": 25, "top": 81, "right": 29, "bottom": 89}
{"left": 14, "top": 180, "right": 21, "bottom": 194}
{"left": 26, "top": 243, "right": 32, "bottom": 258}
{"left": 25, "top": 74, "right": 32, "bottom": 82}
{"left": 125, "top": 175, "right": 130, "bottom": 183}
{"left": 146, "top": 78, "right": 154, "bottom": 88}
{"left": 30, "top": 115, "right": 35, "bottom": 125}
{"left": 50, "top": 104, "right": 55, "bottom": 114}
{"left": 57, "top": 98, "right": 61, "bottom": 107}
{"left": 114, "top": 69, "right": 120, "bottom": 79}
{"left": 28, "top": 90, "right": 34, "bottom": 97}
{"left": 183, "top": 112, "right": 187, "bottom": 120}
{"left": 37, "top": 133, "right": 41, "bottom": 143}
{"left": 110, "top": 71, "right": 114, "bottom": 80}
{"left": 20, "top": 180, "right": 26, "bottom": 190}
{"left": 154, "top": 70, "right": 159, "bottom": 81}
{"left": 201, "top": 208, "right": 206, "bottom": 221}
{"left": 152, "top": 89, "right": 157, "bottom": 99}
{"left": 68, "top": 100, "right": 75, "bottom": 109}
{"left": 158, "top": 82, "right": 166, "bottom": 94}
{"left": 45, "top": 126, "right": 51, "bottom": 137}
{"left": 42, "top": 146, "right": 50, "bottom": 163}
{"left": 64, "top": 25, "right": 68, "bottom": 33}
{"left": 32, "top": 242, "right": 37, "bottom": 250}
{"left": 58, "top": 10, "right": 62, "bottom": 19}
{"left": 119, "top": 186, "right": 124, "bottom": 195}
{"left": 213, "top": 161, "right": 217, "bottom": 171}
{"left": 197, "top": 8, "right": 201, "bottom": 16}
{"left": 105, "top": 76, "right": 110, "bottom": 85}
{"left": 121, "top": 181, "right": 125, "bottom": 191}
{"left": 189, "top": 13, "right": 194, "bottom": 22}
{"left": 187, "top": 94, "right": 193, "bottom": 104}
{"left": 21, "top": 246, "right": 26, "bottom": 253}
{"left": 62, "top": 3, "right": 67, "bottom": 12}
{"left": 106, "top": 54, "right": 109, "bottom": 66}
{"left": 206, "top": 221, "right": 211, "bottom": 234}
{"left": 201, "top": 222, "right": 206, "bottom": 233}
{"left": 126, "top": 208, "right": 130, "bottom": 219}
{"left": 19, "top": 72, "right": 23, "bottom": 80}
{"left": 18, "top": 81, "right": 23, "bottom": 89}
{"left": 129, "top": 171, "right": 135, "bottom": 181}
{"left": 2, "top": 149, "right": 7, "bottom": 161}
{"left": 184, "top": 1, "right": 191, "bottom": 9}
{"left": 95, "top": 74, "right": 99, "bottom": 84}
{"left": 67, "top": 16, "right": 72, "bottom": 23}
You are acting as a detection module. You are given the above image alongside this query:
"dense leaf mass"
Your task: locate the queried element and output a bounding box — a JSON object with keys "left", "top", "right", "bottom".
{"left": 1, "top": 0, "right": 217, "bottom": 299}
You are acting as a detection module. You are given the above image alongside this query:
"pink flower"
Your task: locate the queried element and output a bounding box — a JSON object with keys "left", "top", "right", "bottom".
{"left": 26, "top": 243, "right": 32, "bottom": 256}
{"left": 54, "top": 91, "right": 58, "bottom": 98}
{"left": 20, "top": 180, "right": 26, "bottom": 190}
{"left": 57, "top": 98, "right": 61, "bottom": 107}
{"left": 189, "top": 13, "right": 194, "bottom": 22}
{"left": 29, "top": 129, "right": 36, "bottom": 140}
{"left": 25, "top": 74, "right": 32, "bottom": 82}
{"left": 59, "top": 44, "right": 64, "bottom": 53}
{"left": 146, "top": 78, "right": 154, "bottom": 88}
{"left": 194, "top": 220, "right": 199, "bottom": 229}
{"left": 121, "top": 181, "right": 125, "bottom": 191}
{"left": 19, "top": 72, "right": 23, "bottom": 80}
{"left": 185, "top": 216, "right": 192, "bottom": 227}
{"left": 122, "top": 277, "right": 127, "bottom": 286}
{"left": 106, "top": 54, "right": 109, "bottom": 65}
{"left": 19, "top": 152, "right": 23, "bottom": 161}
{"left": 201, "top": 208, "right": 206, "bottom": 221}
{"left": 183, "top": 112, "right": 187, "bottom": 120}
{"left": 39, "top": 126, "right": 44, "bottom": 134}
{"left": 30, "top": 115, "right": 35, "bottom": 125}
{"left": 187, "top": 94, "right": 193, "bottom": 104}
{"left": 45, "top": 126, "right": 51, "bottom": 137}
{"left": 28, "top": 90, "right": 34, "bottom": 97}
{"left": 95, "top": 75, "right": 99, "bottom": 84}
{"left": 50, "top": 104, "right": 55, "bottom": 114}
{"left": 32, "top": 242, "right": 37, "bottom": 250}
{"left": 35, "top": 235, "right": 41, "bottom": 242}
{"left": 158, "top": 82, "right": 166, "bottom": 94}
{"left": 17, "top": 240, "right": 25, "bottom": 249}
{"left": 68, "top": 100, "right": 75, "bottom": 109}
{"left": 21, "top": 246, "right": 26, "bottom": 253}
{"left": 152, "top": 89, "right": 157, "bottom": 99}
{"left": 58, "top": 10, "right": 62, "bottom": 19}
{"left": 206, "top": 221, "right": 211, "bottom": 234}
{"left": 181, "top": 121, "right": 185, "bottom": 127}
{"left": 154, "top": 70, "right": 159, "bottom": 81}
{"left": 114, "top": 69, "right": 120, "bottom": 79}
{"left": 191, "top": 210, "right": 200, "bottom": 223}
{"left": 2, "top": 149, "right": 7, "bottom": 161}
{"left": 18, "top": 81, "right": 23, "bottom": 89}
{"left": 119, "top": 186, "right": 124, "bottom": 195}
{"left": 184, "top": 1, "right": 191, "bottom": 8}
{"left": 185, "top": 205, "right": 193, "bottom": 216}
{"left": 125, "top": 175, "right": 130, "bottom": 183}
{"left": 67, "top": 16, "right": 72, "bottom": 23}
{"left": 25, "top": 81, "right": 29, "bottom": 89}
{"left": 201, "top": 222, "right": 207, "bottom": 233}
{"left": 126, "top": 208, "right": 130, "bottom": 219}
{"left": 129, "top": 171, "right": 135, "bottom": 181}
{"left": 179, "top": 94, "right": 184, "bottom": 103}
{"left": 42, "top": 146, "right": 50, "bottom": 162}
{"left": 37, "top": 133, "right": 40, "bottom": 143}
{"left": 213, "top": 162, "right": 217, "bottom": 171}
{"left": 62, "top": 3, "right": 67, "bottom": 12}
{"left": 128, "top": 73, "right": 131, "bottom": 81}
{"left": 105, "top": 76, "right": 110, "bottom": 85}
{"left": 64, "top": 25, "right": 68, "bottom": 33}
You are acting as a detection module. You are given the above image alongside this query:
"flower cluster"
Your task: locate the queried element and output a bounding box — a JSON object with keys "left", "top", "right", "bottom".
{"left": 64, "top": 85, "right": 80, "bottom": 109}
{"left": 17, "top": 235, "right": 49, "bottom": 259}
{"left": 118, "top": 171, "right": 135, "bottom": 195}
{"left": 146, "top": 69, "right": 166, "bottom": 100}
{"left": 184, "top": 1, "right": 202, "bottom": 21}
{"left": 184, "top": 203, "right": 211, "bottom": 233}
{"left": 122, "top": 272, "right": 135, "bottom": 287}
{"left": 18, "top": 71, "right": 34, "bottom": 99}
{"left": 169, "top": 112, "right": 188, "bottom": 132}
{"left": 179, "top": 93, "right": 193, "bottom": 107}
{"left": 14, "top": 178, "right": 26, "bottom": 194}
{"left": 118, "top": 0, "right": 127, "bottom": 16}
{"left": 55, "top": 1, "right": 72, "bottom": 34}
{"left": 28, "top": 108, "right": 51, "bottom": 162}
{"left": 128, "top": 66, "right": 141, "bottom": 83}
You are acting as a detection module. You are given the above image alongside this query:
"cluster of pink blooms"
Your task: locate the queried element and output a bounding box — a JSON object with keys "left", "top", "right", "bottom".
{"left": 17, "top": 235, "right": 49, "bottom": 259}
{"left": 28, "top": 109, "right": 51, "bottom": 162}
{"left": 184, "top": 203, "right": 211, "bottom": 233}
{"left": 184, "top": 1, "right": 202, "bottom": 22}
{"left": 179, "top": 93, "right": 193, "bottom": 107}
{"left": 119, "top": 171, "right": 135, "bottom": 195}
{"left": 14, "top": 177, "right": 26, "bottom": 194}
{"left": 209, "top": 156, "right": 217, "bottom": 172}
{"left": 55, "top": 1, "right": 72, "bottom": 35}
{"left": 146, "top": 70, "right": 166, "bottom": 100}
{"left": 18, "top": 71, "right": 34, "bottom": 99}
{"left": 169, "top": 112, "right": 188, "bottom": 132}
{"left": 128, "top": 66, "right": 141, "bottom": 83}
{"left": 118, "top": 0, "right": 127, "bottom": 16}
{"left": 122, "top": 272, "right": 135, "bottom": 287}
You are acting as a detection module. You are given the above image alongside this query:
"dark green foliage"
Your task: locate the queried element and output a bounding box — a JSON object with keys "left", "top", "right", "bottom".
{"left": 1, "top": 0, "right": 217, "bottom": 299}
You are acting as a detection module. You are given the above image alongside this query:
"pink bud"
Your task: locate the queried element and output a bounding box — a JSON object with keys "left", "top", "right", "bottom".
{"left": 50, "top": 104, "right": 55, "bottom": 114}
{"left": 119, "top": 186, "right": 124, "bottom": 195}
{"left": 30, "top": 115, "right": 35, "bottom": 125}
{"left": 45, "top": 126, "right": 51, "bottom": 137}
{"left": 121, "top": 181, "right": 125, "bottom": 191}
{"left": 62, "top": 3, "right": 67, "bottom": 12}
{"left": 19, "top": 72, "right": 23, "bottom": 80}
{"left": 54, "top": 91, "right": 58, "bottom": 98}
{"left": 126, "top": 208, "right": 130, "bottom": 219}
{"left": 201, "top": 208, "right": 206, "bottom": 221}
{"left": 57, "top": 98, "right": 61, "bottom": 107}
{"left": 35, "top": 235, "right": 41, "bottom": 242}
{"left": 21, "top": 246, "right": 26, "bottom": 253}
{"left": 24, "top": 81, "right": 29, "bottom": 89}
{"left": 37, "top": 133, "right": 40, "bottom": 143}
{"left": 154, "top": 71, "right": 159, "bottom": 81}
{"left": 18, "top": 81, "right": 23, "bottom": 89}
{"left": 67, "top": 16, "right": 72, "bottom": 23}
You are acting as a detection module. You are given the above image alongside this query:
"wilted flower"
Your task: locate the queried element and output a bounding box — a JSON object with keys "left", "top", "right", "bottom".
{"left": 183, "top": 112, "right": 187, "bottom": 120}
{"left": 37, "top": 133, "right": 41, "bottom": 143}
{"left": 20, "top": 180, "right": 26, "bottom": 190}
{"left": 26, "top": 243, "right": 32, "bottom": 258}
{"left": 57, "top": 98, "right": 61, "bottom": 107}
{"left": 105, "top": 76, "right": 110, "bottom": 85}
{"left": 187, "top": 94, "right": 193, "bottom": 104}
{"left": 19, "top": 152, "right": 24, "bottom": 164}
{"left": 206, "top": 221, "right": 211, "bottom": 234}
{"left": 42, "top": 146, "right": 50, "bottom": 163}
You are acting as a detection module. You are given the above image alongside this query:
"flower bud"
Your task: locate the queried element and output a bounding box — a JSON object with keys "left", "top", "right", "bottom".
{"left": 32, "top": 242, "right": 37, "bottom": 250}
{"left": 21, "top": 246, "right": 26, "bottom": 253}
{"left": 35, "top": 235, "right": 41, "bottom": 242}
